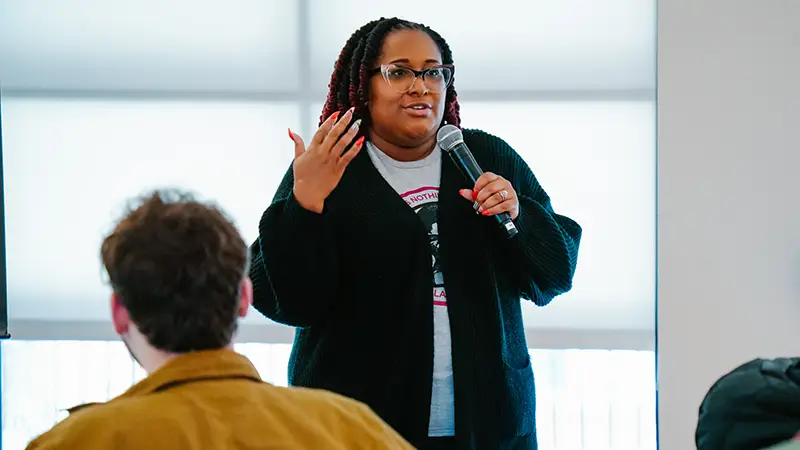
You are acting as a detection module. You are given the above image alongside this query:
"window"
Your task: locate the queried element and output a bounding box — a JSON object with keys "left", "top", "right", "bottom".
{"left": 309, "top": 100, "right": 656, "bottom": 335}
{"left": 1, "top": 2, "right": 656, "bottom": 449}
{"left": 0, "top": 0, "right": 299, "bottom": 92}
{"left": 457, "top": 101, "right": 656, "bottom": 333}
{"left": 2, "top": 2, "right": 657, "bottom": 345}
{"left": 2, "top": 98, "right": 298, "bottom": 323}
{"left": 1, "top": 341, "right": 655, "bottom": 450}
{"left": 307, "top": 0, "right": 655, "bottom": 92}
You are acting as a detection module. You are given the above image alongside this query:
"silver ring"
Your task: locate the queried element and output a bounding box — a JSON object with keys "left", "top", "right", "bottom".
{"left": 499, "top": 190, "right": 509, "bottom": 201}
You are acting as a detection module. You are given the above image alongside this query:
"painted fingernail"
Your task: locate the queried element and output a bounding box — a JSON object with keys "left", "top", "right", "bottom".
{"left": 355, "top": 136, "right": 365, "bottom": 147}
{"left": 481, "top": 210, "right": 490, "bottom": 216}
{"left": 330, "top": 111, "right": 340, "bottom": 121}
{"left": 473, "top": 189, "right": 479, "bottom": 200}
{"left": 352, "top": 119, "right": 362, "bottom": 130}
{"left": 347, "top": 107, "right": 355, "bottom": 115}
{"left": 287, "top": 128, "right": 294, "bottom": 141}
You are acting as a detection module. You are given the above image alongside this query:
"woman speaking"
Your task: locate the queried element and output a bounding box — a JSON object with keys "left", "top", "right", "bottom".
{"left": 249, "top": 17, "right": 582, "bottom": 450}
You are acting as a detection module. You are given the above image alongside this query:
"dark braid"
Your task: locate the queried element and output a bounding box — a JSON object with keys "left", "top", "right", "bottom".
{"left": 319, "top": 18, "right": 461, "bottom": 132}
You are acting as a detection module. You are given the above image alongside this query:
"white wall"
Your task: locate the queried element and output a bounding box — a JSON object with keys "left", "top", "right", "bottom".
{"left": 658, "top": 1, "right": 800, "bottom": 449}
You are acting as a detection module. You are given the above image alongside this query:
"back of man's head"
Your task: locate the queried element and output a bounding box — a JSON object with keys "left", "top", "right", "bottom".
{"left": 100, "top": 189, "right": 248, "bottom": 353}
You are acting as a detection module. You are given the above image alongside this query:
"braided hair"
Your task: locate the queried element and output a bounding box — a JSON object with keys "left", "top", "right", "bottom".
{"left": 319, "top": 17, "right": 461, "bottom": 134}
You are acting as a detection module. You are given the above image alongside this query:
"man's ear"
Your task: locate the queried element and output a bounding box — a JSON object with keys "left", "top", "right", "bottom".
{"left": 238, "top": 277, "right": 253, "bottom": 318}
{"left": 110, "top": 292, "right": 131, "bottom": 335}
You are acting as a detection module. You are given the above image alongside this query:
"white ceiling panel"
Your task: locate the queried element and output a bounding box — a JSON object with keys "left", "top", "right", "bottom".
{"left": 0, "top": 0, "right": 299, "bottom": 92}
{"left": 309, "top": 0, "right": 655, "bottom": 92}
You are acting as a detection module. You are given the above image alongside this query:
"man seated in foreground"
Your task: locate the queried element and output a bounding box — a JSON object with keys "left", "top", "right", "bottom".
{"left": 27, "top": 189, "right": 414, "bottom": 450}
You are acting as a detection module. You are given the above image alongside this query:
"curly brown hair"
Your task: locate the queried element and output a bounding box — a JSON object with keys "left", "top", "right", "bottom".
{"left": 101, "top": 189, "right": 248, "bottom": 352}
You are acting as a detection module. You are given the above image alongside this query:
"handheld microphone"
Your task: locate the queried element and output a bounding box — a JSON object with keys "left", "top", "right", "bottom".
{"left": 437, "top": 125, "right": 519, "bottom": 239}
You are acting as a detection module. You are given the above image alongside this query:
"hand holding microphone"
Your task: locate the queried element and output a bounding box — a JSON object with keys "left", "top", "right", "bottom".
{"left": 437, "top": 125, "right": 519, "bottom": 239}
{"left": 462, "top": 172, "right": 520, "bottom": 220}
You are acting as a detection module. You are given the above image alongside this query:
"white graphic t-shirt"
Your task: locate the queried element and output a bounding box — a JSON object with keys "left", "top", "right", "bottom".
{"left": 366, "top": 141, "right": 455, "bottom": 437}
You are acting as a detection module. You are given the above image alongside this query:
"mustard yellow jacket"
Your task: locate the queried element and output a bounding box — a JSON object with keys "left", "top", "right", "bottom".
{"left": 26, "top": 349, "right": 415, "bottom": 449}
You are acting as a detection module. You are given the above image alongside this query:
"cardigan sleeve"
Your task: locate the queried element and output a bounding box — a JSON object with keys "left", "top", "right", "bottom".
{"left": 249, "top": 165, "right": 339, "bottom": 327}
{"left": 490, "top": 135, "right": 582, "bottom": 306}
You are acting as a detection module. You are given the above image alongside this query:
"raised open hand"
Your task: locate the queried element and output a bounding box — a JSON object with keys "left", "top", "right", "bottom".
{"left": 289, "top": 108, "right": 364, "bottom": 214}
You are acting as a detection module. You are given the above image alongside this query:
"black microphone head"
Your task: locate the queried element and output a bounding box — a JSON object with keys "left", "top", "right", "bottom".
{"left": 437, "top": 124, "right": 464, "bottom": 153}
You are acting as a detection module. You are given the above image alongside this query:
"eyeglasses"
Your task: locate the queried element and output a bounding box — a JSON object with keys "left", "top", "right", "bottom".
{"left": 370, "top": 64, "right": 455, "bottom": 94}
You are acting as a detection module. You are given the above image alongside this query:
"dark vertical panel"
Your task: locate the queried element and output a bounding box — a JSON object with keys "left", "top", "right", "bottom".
{"left": 0, "top": 343, "right": 4, "bottom": 450}
{"left": 0, "top": 87, "right": 9, "bottom": 450}
{"left": 0, "top": 90, "right": 9, "bottom": 340}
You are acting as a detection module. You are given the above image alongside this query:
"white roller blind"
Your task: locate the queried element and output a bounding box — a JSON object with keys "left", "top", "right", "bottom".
{"left": 0, "top": 1, "right": 656, "bottom": 344}
{"left": 0, "top": 0, "right": 299, "bottom": 92}
{"left": 458, "top": 101, "right": 656, "bottom": 331}
{"left": 308, "top": 100, "right": 656, "bottom": 332}
{"left": 2, "top": 98, "right": 297, "bottom": 322}
{"left": 308, "top": 0, "right": 655, "bottom": 92}
{"left": 3, "top": 97, "right": 655, "bottom": 338}
{"left": 0, "top": 1, "right": 654, "bottom": 94}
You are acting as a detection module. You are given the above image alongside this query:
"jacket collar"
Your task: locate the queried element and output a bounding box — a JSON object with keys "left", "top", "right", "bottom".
{"left": 67, "top": 349, "right": 262, "bottom": 415}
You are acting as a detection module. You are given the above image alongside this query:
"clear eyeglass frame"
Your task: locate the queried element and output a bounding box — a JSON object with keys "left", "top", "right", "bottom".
{"left": 371, "top": 63, "right": 455, "bottom": 94}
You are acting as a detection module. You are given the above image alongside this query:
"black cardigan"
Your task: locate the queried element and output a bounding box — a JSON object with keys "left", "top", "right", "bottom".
{"left": 249, "top": 129, "right": 581, "bottom": 449}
